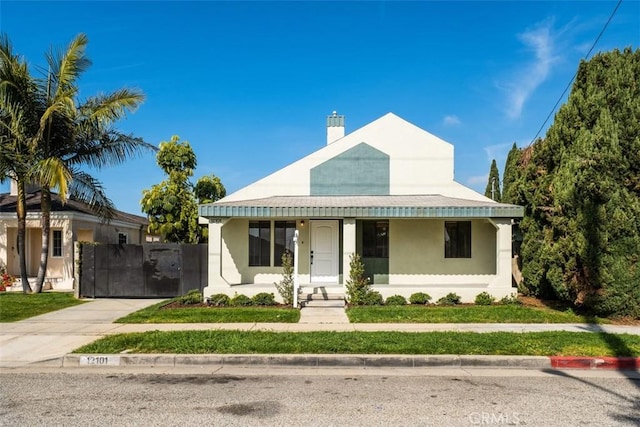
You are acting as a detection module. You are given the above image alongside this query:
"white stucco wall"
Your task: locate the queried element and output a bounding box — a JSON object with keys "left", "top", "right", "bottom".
{"left": 219, "top": 113, "right": 492, "bottom": 203}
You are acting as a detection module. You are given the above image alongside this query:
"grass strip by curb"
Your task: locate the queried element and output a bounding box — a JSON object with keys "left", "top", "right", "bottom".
{"left": 73, "top": 331, "right": 640, "bottom": 357}
{"left": 0, "top": 292, "right": 85, "bottom": 322}
{"left": 346, "top": 305, "right": 608, "bottom": 324}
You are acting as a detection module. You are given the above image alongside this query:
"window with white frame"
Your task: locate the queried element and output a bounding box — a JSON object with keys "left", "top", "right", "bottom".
{"left": 118, "top": 232, "right": 128, "bottom": 245}
{"left": 52, "top": 230, "right": 63, "bottom": 257}
{"left": 444, "top": 221, "right": 471, "bottom": 258}
{"left": 274, "top": 221, "right": 296, "bottom": 266}
{"left": 249, "top": 221, "right": 271, "bottom": 266}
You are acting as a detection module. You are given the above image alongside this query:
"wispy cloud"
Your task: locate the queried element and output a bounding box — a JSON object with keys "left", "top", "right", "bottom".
{"left": 502, "top": 18, "right": 561, "bottom": 119}
{"left": 442, "top": 115, "right": 461, "bottom": 126}
{"left": 483, "top": 142, "right": 513, "bottom": 165}
{"left": 467, "top": 174, "right": 489, "bottom": 186}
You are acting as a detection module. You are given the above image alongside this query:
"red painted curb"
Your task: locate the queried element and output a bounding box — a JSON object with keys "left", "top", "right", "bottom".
{"left": 549, "top": 356, "right": 640, "bottom": 369}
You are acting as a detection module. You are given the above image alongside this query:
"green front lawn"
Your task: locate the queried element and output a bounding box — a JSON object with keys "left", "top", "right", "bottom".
{"left": 0, "top": 292, "right": 85, "bottom": 322}
{"left": 74, "top": 330, "right": 640, "bottom": 357}
{"left": 115, "top": 301, "right": 300, "bottom": 323}
{"left": 346, "top": 305, "right": 608, "bottom": 324}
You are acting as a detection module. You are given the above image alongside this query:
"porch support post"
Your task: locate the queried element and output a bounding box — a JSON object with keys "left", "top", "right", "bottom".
{"left": 490, "top": 218, "right": 513, "bottom": 290}
{"left": 342, "top": 218, "right": 356, "bottom": 287}
{"left": 204, "top": 218, "right": 229, "bottom": 298}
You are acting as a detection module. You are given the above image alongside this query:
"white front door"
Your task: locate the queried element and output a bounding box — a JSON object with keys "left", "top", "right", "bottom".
{"left": 310, "top": 220, "right": 339, "bottom": 283}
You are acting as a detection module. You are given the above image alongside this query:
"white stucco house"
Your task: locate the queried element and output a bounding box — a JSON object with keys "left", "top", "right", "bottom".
{"left": 199, "top": 112, "right": 523, "bottom": 302}
{"left": 0, "top": 182, "right": 156, "bottom": 290}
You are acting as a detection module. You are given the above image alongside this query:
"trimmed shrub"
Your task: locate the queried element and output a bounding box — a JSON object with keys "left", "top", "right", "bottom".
{"left": 274, "top": 251, "right": 294, "bottom": 306}
{"left": 437, "top": 292, "right": 461, "bottom": 306}
{"left": 207, "top": 293, "right": 230, "bottom": 307}
{"left": 474, "top": 292, "right": 495, "bottom": 306}
{"left": 230, "top": 293, "right": 253, "bottom": 307}
{"left": 500, "top": 294, "right": 521, "bottom": 305}
{"left": 385, "top": 295, "right": 407, "bottom": 306}
{"left": 252, "top": 292, "right": 277, "bottom": 306}
{"left": 345, "top": 253, "right": 372, "bottom": 305}
{"left": 409, "top": 292, "right": 432, "bottom": 305}
{"left": 362, "top": 291, "right": 384, "bottom": 306}
{"left": 178, "top": 290, "right": 202, "bottom": 305}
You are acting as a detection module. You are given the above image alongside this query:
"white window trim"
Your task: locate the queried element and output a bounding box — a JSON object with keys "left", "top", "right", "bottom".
{"left": 51, "top": 229, "right": 63, "bottom": 258}
{"left": 118, "top": 232, "right": 128, "bottom": 245}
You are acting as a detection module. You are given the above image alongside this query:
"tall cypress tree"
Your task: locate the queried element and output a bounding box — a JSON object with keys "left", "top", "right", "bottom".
{"left": 484, "top": 159, "right": 502, "bottom": 201}
{"left": 501, "top": 143, "right": 522, "bottom": 205}
{"left": 519, "top": 48, "right": 640, "bottom": 317}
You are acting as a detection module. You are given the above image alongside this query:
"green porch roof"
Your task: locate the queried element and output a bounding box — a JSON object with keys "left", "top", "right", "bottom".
{"left": 199, "top": 195, "right": 524, "bottom": 219}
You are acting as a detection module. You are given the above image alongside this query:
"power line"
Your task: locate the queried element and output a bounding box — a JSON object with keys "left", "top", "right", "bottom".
{"left": 527, "top": 0, "right": 624, "bottom": 146}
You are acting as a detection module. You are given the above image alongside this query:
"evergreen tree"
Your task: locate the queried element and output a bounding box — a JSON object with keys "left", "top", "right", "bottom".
{"left": 484, "top": 159, "right": 502, "bottom": 201}
{"left": 501, "top": 143, "right": 522, "bottom": 205}
{"left": 519, "top": 48, "right": 640, "bottom": 317}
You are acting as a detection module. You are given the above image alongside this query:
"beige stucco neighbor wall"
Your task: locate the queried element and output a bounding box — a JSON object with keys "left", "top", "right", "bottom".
{"left": 0, "top": 212, "right": 148, "bottom": 290}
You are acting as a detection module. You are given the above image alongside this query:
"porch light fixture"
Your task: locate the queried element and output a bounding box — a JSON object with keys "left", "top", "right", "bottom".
{"left": 300, "top": 220, "right": 305, "bottom": 227}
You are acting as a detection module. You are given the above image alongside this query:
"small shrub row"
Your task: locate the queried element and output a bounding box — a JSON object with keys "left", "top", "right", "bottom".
{"left": 206, "top": 292, "right": 278, "bottom": 307}
{"left": 354, "top": 292, "right": 521, "bottom": 307}
{"left": 176, "top": 290, "right": 203, "bottom": 305}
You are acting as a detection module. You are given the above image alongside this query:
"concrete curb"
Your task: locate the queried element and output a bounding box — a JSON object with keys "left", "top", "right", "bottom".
{"left": 57, "top": 354, "right": 553, "bottom": 369}
{"left": 549, "top": 356, "right": 640, "bottom": 370}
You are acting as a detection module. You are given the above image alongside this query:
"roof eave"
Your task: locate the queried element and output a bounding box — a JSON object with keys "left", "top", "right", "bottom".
{"left": 199, "top": 205, "right": 524, "bottom": 219}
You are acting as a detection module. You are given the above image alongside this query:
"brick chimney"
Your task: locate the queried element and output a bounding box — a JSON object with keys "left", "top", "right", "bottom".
{"left": 326, "top": 111, "right": 345, "bottom": 145}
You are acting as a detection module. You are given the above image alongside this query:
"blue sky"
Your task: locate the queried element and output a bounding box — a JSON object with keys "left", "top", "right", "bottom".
{"left": 1, "top": 1, "right": 639, "bottom": 214}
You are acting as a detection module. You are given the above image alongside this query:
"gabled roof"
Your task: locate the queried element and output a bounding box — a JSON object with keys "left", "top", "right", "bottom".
{"left": 0, "top": 191, "right": 149, "bottom": 226}
{"left": 199, "top": 195, "right": 524, "bottom": 218}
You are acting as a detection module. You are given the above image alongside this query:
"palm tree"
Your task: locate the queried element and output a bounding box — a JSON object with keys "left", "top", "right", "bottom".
{"left": 30, "top": 34, "right": 155, "bottom": 293}
{"left": 1, "top": 33, "right": 155, "bottom": 293}
{"left": 0, "top": 34, "right": 38, "bottom": 292}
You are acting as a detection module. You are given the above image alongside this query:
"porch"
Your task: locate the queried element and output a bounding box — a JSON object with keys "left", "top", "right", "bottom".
{"left": 200, "top": 195, "right": 522, "bottom": 303}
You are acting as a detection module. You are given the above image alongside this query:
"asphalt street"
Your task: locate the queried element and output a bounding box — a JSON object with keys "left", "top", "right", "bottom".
{"left": 1, "top": 368, "right": 639, "bottom": 426}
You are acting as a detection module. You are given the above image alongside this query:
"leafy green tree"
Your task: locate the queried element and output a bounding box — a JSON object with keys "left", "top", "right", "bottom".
{"left": 519, "top": 48, "right": 640, "bottom": 317}
{"left": 484, "top": 159, "right": 501, "bottom": 201}
{"left": 141, "top": 136, "right": 200, "bottom": 243}
{"left": 194, "top": 174, "right": 226, "bottom": 203}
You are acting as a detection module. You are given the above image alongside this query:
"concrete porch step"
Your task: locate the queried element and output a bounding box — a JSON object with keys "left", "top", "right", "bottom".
{"left": 300, "top": 293, "right": 344, "bottom": 301}
{"left": 300, "top": 299, "right": 345, "bottom": 308}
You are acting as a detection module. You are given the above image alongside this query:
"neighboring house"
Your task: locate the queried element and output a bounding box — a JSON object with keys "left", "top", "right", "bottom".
{"left": 199, "top": 112, "right": 524, "bottom": 302}
{"left": 0, "top": 181, "right": 156, "bottom": 290}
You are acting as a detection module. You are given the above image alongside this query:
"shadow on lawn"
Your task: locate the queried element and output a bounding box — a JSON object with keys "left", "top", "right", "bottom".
{"left": 543, "top": 317, "right": 640, "bottom": 424}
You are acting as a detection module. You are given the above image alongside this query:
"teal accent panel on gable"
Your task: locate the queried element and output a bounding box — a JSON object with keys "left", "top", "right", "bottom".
{"left": 310, "top": 143, "right": 390, "bottom": 195}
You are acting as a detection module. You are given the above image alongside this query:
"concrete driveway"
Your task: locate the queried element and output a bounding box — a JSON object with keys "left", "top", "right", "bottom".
{"left": 0, "top": 299, "right": 165, "bottom": 368}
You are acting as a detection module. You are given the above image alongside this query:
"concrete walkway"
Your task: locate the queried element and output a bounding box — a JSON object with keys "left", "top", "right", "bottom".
{"left": 299, "top": 306, "right": 350, "bottom": 324}
{"left": 1, "top": 298, "right": 639, "bottom": 368}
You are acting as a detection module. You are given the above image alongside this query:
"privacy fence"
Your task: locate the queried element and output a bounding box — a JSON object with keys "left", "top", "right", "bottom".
{"left": 77, "top": 243, "right": 207, "bottom": 298}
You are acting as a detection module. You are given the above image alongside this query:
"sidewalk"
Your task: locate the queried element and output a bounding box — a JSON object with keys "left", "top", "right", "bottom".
{"left": 1, "top": 299, "right": 639, "bottom": 369}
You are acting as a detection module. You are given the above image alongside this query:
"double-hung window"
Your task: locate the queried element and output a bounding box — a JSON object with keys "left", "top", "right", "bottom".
{"left": 52, "top": 230, "right": 63, "bottom": 257}
{"left": 444, "top": 221, "right": 471, "bottom": 258}
{"left": 249, "top": 221, "right": 271, "bottom": 266}
{"left": 118, "top": 233, "right": 128, "bottom": 245}
{"left": 362, "top": 220, "right": 389, "bottom": 258}
{"left": 274, "top": 221, "right": 296, "bottom": 266}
